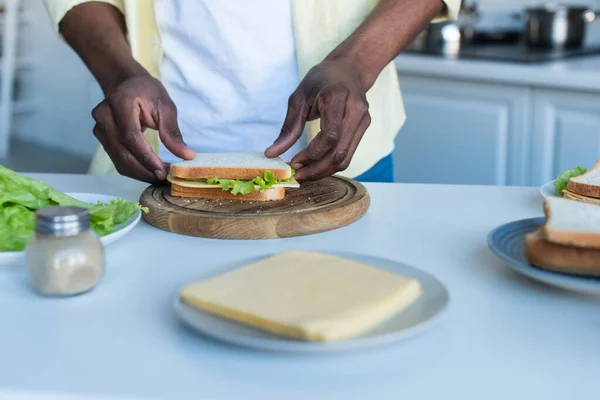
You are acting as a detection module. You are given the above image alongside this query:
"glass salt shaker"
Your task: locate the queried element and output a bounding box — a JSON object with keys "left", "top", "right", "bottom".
{"left": 25, "top": 206, "right": 105, "bottom": 296}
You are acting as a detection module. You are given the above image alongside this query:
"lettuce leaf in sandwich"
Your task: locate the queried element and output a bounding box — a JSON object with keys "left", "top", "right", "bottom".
{"left": 554, "top": 166, "right": 586, "bottom": 195}
{"left": 204, "top": 169, "right": 296, "bottom": 196}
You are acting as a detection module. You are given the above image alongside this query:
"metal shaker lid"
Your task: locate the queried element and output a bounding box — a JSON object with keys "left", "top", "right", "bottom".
{"left": 34, "top": 206, "right": 91, "bottom": 236}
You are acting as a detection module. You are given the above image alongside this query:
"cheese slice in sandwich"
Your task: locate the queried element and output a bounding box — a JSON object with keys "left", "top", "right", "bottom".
{"left": 562, "top": 189, "right": 600, "bottom": 205}
{"left": 167, "top": 152, "right": 299, "bottom": 201}
{"left": 542, "top": 196, "right": 600, "bottom": 249}
{"left": 179, "top": 250, "right": 422, "bottom": 342}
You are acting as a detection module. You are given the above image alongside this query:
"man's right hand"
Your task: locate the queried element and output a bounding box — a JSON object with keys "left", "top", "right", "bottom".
{"left": 91, "top": 74, "right": 195, "bottom": 183}
{"left": 58, "top": 2, "right": 194, "bottom": 183}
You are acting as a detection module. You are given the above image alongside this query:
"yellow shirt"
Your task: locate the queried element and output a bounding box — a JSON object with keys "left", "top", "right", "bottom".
{"left": 44, "top": 0, "right": 460, "bottom": 178}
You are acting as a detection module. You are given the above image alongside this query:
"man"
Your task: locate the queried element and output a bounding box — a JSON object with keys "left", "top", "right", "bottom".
{"left": 44, "top": 0, "right": 460, "bottom": 183}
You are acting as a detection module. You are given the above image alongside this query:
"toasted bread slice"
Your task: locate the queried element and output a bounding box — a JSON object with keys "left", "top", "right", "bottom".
{"left": 525, "top": 228, "right": 600, "bottom": 277}
{"left": 169, "top": 152, "right": 292, "bottom": 180}
{"left": 566, "top": 159, "right": 600, "bottom": 198}
{"left": 170, "top": 183, "right": 285, "bottom": 201}
{"left": 542, "top": 197, "right": 600, "bottom": 249}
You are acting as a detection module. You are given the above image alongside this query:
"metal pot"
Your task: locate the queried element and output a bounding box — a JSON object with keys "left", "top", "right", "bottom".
{"left": 413, "top": 1, "right": 479, "bottom": 52}
{"left": 420, "top": 21, "right": 474, "bottom": 47}
{"left": 522, "top": 4, "right": 599, "bottom": 49}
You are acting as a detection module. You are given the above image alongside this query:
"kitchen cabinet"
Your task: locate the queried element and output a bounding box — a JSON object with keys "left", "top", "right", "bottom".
{"left": 530, "top": 88, "right": 600, "bottom": 186}
{"left": 0, "top": 0, "right": 35, "bottom": 159}
{"left": 395, "top": 67, "right": 600, "bottom": 187}
{"left": 393, "top": 75, "right": 531, "bottom": 186}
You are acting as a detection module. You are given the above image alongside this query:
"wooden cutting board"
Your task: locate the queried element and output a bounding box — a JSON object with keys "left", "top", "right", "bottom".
{"left": 139, "top": 176, "right": 369, "bottom": 239}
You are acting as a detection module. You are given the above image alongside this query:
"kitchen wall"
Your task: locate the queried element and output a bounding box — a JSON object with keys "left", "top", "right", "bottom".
{"left": 12, "top": 0, "right": 100, "bottom": 159}
{"left": 11, "top": 0, "right": 600, "bottom": 164}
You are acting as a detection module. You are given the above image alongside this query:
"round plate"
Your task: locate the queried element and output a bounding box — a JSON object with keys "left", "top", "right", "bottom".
{"left": 540, "top": 181, "right": 559, "bottom": 198}
{"left": 174, "top": 252, "right": 450, "bottom": 353}
{"left": 0, "top": 193, "right": 141, "bottom": 267}
{"left": 488, "top": 217, "right": 600, "bottom": 295}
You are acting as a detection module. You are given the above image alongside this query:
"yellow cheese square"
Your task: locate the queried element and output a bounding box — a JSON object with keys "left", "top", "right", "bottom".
{"left": 179, "top": 250, "right": 422, "bottom": 342}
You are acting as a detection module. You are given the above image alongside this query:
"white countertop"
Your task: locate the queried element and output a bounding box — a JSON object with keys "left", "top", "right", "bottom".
{"left": 2, "top": 174, "right": 600, "bottom": 400}
{"left": 395, "top": 53, "right": 600, "bottom": 92}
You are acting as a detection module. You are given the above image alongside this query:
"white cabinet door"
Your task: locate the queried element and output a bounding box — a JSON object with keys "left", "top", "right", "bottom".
{"left": 531, "top": 88, "right": 600, "bottom": 186}
{"left": 393, "top": 75, "right": 531, "bottom": 186}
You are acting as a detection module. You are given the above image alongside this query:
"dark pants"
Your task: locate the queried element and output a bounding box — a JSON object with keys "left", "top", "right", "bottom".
{"left": 354, "top": 154, "right": 394, "bottom": 183}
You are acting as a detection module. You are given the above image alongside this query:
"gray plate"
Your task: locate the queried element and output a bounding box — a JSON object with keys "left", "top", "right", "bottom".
{"left": 488, "top": 217, "right": 600, "bottom": 295}
{"left": 174, "top": 252, "right": 450, "bottom": 353}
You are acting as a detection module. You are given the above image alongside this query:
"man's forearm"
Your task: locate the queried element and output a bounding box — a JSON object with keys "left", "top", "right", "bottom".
{"left": 59, "top": 2, "right": 147, "bottom": 94}
{"left": 325, "top": 0, "right": 445, "bottom": 90}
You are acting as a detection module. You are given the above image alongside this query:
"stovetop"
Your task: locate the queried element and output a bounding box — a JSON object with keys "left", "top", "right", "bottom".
{"left": 404, "top": 42, "right": 600, "bottom": 63}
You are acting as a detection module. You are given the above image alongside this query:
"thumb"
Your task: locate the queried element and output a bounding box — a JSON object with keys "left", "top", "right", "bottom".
{"left": 157, "top": 100, "right": 195, "bottom": 160}
{"left": 265, "top": 92, "right": 307, "bottom": 158}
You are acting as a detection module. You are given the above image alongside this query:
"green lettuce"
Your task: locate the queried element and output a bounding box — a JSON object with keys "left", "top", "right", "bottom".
{"left": 200, "top": 169, "right": 296, "bottom": 196}
{"left": 205, "top": 178, "right": 256, "bottom": 196}
{"left": 0, "top": 165, "right": 148, "bottom": 252}
{"left": 553, "top": 166, "right": 586, "bottom": 195}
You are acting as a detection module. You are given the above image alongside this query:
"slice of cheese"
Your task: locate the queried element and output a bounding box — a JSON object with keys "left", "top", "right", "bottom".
{"left": 166, "top": 173, "right": 300, "bottom": 189}
{"left": 179, "top": 250, "right": 422, "bottom": 342}
{"left": 562, "top": 189, "right": 600, "bottom": 205}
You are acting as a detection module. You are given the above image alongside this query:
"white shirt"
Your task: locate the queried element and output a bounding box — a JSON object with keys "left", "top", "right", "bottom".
{"left": 155, "top": 0, "right": 393, "bottom": 166}
{"left": 155, "top": 0, "right": 306, "bottom": 163}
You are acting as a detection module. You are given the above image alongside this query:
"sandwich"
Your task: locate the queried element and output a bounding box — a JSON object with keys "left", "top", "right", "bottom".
{"left": 562, "top": 159, "right": 600, "bottom": 205}
{"left": 525, "top": 196, "right": 600, "bottom": 277}
{"left": 167, "top": 152, "right": 299, "bottom": 201}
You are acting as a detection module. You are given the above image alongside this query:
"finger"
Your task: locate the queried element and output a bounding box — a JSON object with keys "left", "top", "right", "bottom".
{"left": 92, "top": 102, "right": 121, "bottom": 157}
{"left": 108, "top": 96, "right": 166, "bottom": 180}
{"left": 294, "top": 112, "right": 370, "bottom": 182}
{"left": 291, "top": 97, "right": 360, "bottom": 170}
{"left": 289, "top": 86, "right": 347, "bottom": 168}
{"left": 340, "top": 113, "right": 371, "bottom": 170}
{"left": 93, "top": 117, "right": 158, "bottom": 183}
{"left": 264, "top": 91, "right": 308, "bottom": 158}
{"left": 156, "top": 97, "right": 196, "bottom": 161}
{"left": 112, "top": 146, "right": 161, "bottom": 183}
{"left": 290, "top": 111, "right": 354, "bottom": 170}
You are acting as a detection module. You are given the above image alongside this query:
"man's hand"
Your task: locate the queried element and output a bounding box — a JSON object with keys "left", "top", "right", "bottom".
{"left": 265, "top": 60, "right": 370, "bottom": 182}
{"left": 58, "top": 2, "right": 194, "bottom": 183}
{"left": 91, "top": 74, "right": 195, "bottom": 183}
{"left": 265, "top": 0, "right": 446, "bottom": 181}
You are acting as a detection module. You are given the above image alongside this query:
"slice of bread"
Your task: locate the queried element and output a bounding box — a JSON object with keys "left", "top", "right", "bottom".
{"left": 169, "top": 152, "right": 292, "bottom": 180}
{"left": 542, "top": 196, "right": 600, "bottom": 249}
{"left": 525, "top": 228, "right": 600, "bottom": 277}
{"left": 170, "top": 183, "right": 285, "bottom": 201}
{"left": 566, "top": 158, "right": 600, "bottom": 198}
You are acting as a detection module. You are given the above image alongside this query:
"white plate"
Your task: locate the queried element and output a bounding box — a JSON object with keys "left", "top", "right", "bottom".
{"left": 540, "top": 181, "right": 560, "bottom": 198}
{"left": 0, "top": 193, "right": 141, "bottom": 266}
{"left": 174, "top": 252, "right": 450, "bottom": 353}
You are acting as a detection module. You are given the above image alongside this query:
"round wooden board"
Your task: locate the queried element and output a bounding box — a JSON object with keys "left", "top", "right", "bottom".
{"left": 139, "top": 176, "right": 370, "bottom": 239}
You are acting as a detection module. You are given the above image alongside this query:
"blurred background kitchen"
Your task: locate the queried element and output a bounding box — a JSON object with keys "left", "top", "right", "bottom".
{"left": 1, "top": 0, "right": 600, "bottom": 186}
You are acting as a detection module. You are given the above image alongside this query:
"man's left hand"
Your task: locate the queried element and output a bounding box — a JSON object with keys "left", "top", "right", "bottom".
{"left": 265, "top": 59, "right": 371, "bottom": 182}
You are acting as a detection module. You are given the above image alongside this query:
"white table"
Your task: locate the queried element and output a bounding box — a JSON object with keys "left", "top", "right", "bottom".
{"left": 1, "top": 174, "right": 599, "bottom": 400}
